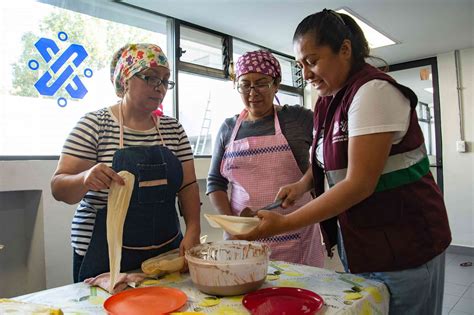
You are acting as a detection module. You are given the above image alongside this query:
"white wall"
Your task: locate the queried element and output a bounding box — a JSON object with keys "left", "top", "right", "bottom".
{"left": 438, "top": 48, "right": 474, "bottom": 247}
{"left": 194, "top": 158, "right": 212, "bottom": 180}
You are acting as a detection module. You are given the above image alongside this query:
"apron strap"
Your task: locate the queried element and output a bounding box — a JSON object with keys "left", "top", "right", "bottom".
{"left": 229, "top": 105, "right": 282, "bottom": 142}
{"left": 118, "top": 103, "right": 125, "bottom": 149}
{"left": 229, "top": 109, "right": 247, "bottom": 142}
{"left": 273, "top": 105, "right": 283, "bottom": 135}
{"left": 151, "top": 115, "right": 166, "bottom": 147}
{"left": 118, "top": 103, "right": 166, "bottom": 148}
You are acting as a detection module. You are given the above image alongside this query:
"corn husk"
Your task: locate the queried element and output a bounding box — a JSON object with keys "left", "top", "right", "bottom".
{"left": 107, "top": 171, "right": 135, "bottom": 293}
{"left": 0, "top": 299, "right": 63, "bottom": 314}
{"left": 141, "top": 248, "right": 185, "bottom": 275}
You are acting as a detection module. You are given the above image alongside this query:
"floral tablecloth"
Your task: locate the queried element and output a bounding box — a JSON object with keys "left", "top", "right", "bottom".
{"left": 15, "top": 261, "right": 389, "bottom": 314}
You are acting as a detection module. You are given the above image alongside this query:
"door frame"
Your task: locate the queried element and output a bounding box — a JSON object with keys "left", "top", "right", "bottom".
{"left": 388, "top": 57, "right": 444, "bottom": 193}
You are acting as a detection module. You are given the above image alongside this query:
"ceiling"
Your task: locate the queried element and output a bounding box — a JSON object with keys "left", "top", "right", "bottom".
{"left": 121, "top": 0, "right": 473, "bottom": 65}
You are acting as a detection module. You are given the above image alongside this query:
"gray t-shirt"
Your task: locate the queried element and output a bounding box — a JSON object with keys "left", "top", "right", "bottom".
{"left": 206, "top": 105, "right": 313, "bottom": 194}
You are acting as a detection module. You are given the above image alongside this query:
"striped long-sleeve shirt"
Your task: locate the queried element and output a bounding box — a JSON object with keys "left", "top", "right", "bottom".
{"left": 62, "top": 107, "right": 193, "bottom": 255}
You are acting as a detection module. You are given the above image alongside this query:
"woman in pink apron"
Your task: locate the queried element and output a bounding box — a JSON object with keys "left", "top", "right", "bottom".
{"left": 207, "top": 50, "right": 324, "bottom": 267}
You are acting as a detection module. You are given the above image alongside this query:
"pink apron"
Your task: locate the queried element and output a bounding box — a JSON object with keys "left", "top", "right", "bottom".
{"left": 221, "top": 107, "right": 325, "bottom": 267}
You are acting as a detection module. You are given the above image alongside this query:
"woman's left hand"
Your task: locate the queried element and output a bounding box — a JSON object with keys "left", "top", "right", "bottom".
{"left": 178, "top": 227, "right": 201, "bottom": 271}
{"left": 236, "top": 210, "right": 289, "bottom": 241}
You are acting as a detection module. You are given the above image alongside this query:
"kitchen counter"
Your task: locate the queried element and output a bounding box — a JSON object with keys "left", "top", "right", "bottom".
{"left": 14, "top": 261, "right": 389, "bottom": 314}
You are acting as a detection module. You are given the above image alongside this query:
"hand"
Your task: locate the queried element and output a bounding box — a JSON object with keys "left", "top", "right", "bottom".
{"left": 276, "top": 181, "right": 306, "bottom": 209}
{"left": 83, "top": 163, "right": 124, "bottom": 191}
{"left": 235, "top": 210, "right": 289, "bottom": 241}
{"left": 179, "top": 228, "right": 201, "bottom": 271}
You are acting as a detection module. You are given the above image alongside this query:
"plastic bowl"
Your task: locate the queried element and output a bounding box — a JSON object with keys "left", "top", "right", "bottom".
{"left": 185, "top": 241, "right": 270, "bottom": 296}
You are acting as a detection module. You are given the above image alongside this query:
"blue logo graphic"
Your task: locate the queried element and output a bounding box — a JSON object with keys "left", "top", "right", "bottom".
{"left": 28, "top": 32, "right": 92, "bottom": 107}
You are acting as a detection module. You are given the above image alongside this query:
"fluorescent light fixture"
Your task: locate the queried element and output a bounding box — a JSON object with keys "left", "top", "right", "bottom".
{"left": 424, "top": 87, "right": 434, "bottom": 94}
{"left": 336, "top": 8, "right": 397, "bottom": 49}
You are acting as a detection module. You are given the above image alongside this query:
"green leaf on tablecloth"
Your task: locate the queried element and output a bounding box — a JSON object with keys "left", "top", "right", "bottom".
{"left": 351, "top": 286, "right": 362, "bottom": 292}
{"left": 266, "top": 274, "right": 280, "bottom": 281}
{"left": 345, "top": 292, "right": 363, "bottom": 300}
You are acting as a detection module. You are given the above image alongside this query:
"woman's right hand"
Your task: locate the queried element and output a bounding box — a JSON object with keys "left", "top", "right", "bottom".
{"left": 276, "top": 181, "right": 307, "bottom": 209}
{"left": 83, "top": 163, "right": 125, "bottom": 191}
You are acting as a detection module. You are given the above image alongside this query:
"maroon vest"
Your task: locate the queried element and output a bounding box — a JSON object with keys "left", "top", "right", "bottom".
{"left": 314, "top": 64, "right": 451, "bottom": 273}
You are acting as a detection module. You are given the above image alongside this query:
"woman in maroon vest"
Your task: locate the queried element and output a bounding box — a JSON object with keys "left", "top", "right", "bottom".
{"left": 239, "top": 9, "right": 451, "bottom": 315}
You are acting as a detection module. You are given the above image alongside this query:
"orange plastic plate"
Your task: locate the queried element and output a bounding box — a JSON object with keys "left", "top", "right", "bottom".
{"left": 104, "top": 286, "right": 187, "bottom": 315}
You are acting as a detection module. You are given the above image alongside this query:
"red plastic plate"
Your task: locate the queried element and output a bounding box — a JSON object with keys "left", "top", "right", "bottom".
{"left": 243, "top": 287, "right": 324, "bottom": 315}
{"left": 104, "top": 286, "right": 187, "bottom": 315}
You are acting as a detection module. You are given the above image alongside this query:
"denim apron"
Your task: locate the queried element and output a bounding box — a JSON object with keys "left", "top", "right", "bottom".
{"left": 78, "top": 106, "right": 183, "bottom": 281}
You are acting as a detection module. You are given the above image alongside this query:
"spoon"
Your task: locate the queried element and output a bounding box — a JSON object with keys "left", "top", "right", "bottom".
{"left": 239, "top": 199, "right": 283, "bottom": 217}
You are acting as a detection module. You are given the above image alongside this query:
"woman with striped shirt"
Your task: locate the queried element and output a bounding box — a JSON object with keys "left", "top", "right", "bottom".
{"left": 51, "top": 43, "right": 201, "bottom": 283}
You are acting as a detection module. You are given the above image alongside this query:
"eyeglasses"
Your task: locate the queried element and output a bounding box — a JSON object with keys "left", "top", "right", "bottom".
{"left": 236, "top": 80, "right": 274, "bottom": 94}
{"left": 135, "top": 74, "right": 176, "bottom": 90}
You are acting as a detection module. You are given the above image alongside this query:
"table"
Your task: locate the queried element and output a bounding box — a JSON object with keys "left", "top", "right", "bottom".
{"left": 15, "top": 261, "right": 389, "bottom": 314}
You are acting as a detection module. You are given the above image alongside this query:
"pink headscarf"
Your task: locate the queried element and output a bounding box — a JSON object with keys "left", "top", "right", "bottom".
{"left": 235, "top": 50, "right": 281, "bottom": 80}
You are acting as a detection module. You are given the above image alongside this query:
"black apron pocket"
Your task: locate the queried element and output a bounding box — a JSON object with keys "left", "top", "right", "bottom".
{"left": 137, "top": 163, "right": 168, "bottom": 204}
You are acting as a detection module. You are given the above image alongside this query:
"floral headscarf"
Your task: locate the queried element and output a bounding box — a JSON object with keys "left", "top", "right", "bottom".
{"left": 110, "top": 43, "right": 169, "bottom": 97}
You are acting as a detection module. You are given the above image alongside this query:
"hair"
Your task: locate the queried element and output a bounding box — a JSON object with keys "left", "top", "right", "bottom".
{"left": 293, "top": 9, "right": 385, "bottom": 71}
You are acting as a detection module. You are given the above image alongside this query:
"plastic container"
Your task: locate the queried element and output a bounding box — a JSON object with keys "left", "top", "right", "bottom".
{"left": 185, "top": 241, "right": 270, "bottom": 296}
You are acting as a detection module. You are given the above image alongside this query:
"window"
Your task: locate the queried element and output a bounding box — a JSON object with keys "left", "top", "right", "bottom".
{"left": 0, "top": 1, "right": 170, "bottom": 156}
{"left": 232, "top": 39, "right": 261, "bottom": 62}
{"left": 178, "top": 72, "right": 242, "bottom": 156}
{"left": 276, "top": 91, "right": 303, "bottom": 107}
{"left": 180, "top": 26, "right": 224, "bottom": 70}
{"left": 274, "top": 55, "right": 295, "bottom": 87}
{"left": 1, "top": 2, "right": 303, "bottom": 158}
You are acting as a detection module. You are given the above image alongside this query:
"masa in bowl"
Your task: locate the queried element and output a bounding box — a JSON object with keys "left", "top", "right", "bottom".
{"left": 185, "top": 241, "right": 270, "bottom": 296}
